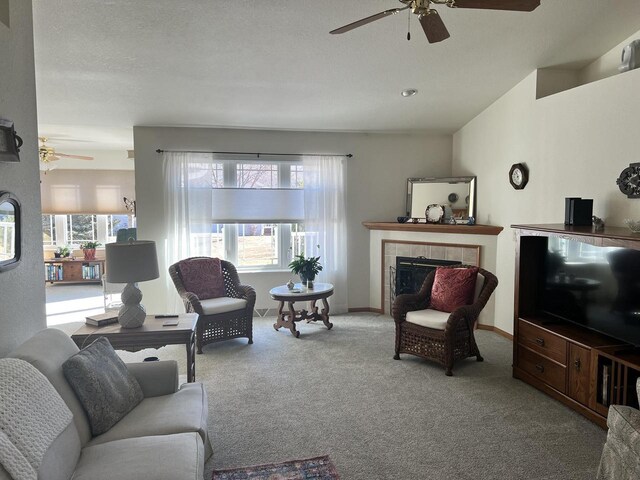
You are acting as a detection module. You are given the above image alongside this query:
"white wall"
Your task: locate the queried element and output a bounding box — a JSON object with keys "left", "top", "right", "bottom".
{"left": 453, "top": 66, "right": 640, "bottom": 334}
{"left": 133, "top": 127, "right": 452, "bottom": 312}
{"left": 0, "top": 0, "right": 46, "bottom": 356}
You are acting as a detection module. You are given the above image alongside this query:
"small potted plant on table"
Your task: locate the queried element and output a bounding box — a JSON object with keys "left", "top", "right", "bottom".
{"left": 80, "top": 241, "right": 101, "bottom": 260}
{"left": 54, "top": 245, "right": 71, "bottom": 259}
{"left": 288, "top": 246, "right": 322, "bottom": 289}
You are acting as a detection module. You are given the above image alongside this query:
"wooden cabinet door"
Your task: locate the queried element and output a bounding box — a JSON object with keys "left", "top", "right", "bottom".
{"left": 568, "top": 343, "right": 591, "bottom": 406}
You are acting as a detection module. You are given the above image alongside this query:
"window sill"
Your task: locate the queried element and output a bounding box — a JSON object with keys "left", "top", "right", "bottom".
{"left": 236, "top": 268, "right": 292, "bottom": 274}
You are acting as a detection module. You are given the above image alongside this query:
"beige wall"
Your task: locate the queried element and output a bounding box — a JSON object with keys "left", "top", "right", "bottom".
{"left": 133, "top": 127, "right": 452, "bottom": 311}
{"left": 453, "top": 66, "right": 640, "bottom": 334}
{"left": 0, "top": 0, "right": 46, "bottom": 356}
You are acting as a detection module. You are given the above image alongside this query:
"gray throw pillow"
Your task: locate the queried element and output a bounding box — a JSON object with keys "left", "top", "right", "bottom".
{"left": 62, "top": 337, "right": 144, "bottom": 436}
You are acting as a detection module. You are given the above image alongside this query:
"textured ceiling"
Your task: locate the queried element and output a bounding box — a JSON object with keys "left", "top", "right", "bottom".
{"left": 33, "top": 0, "right": 640, "bottom": 151}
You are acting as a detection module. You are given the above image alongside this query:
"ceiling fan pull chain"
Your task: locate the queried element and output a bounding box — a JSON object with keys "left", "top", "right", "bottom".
{"left": 407, "top": 9, "right": 411, "bottom": 41}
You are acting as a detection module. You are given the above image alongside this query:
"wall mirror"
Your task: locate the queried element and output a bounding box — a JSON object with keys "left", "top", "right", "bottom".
{"left": 406, "top": 176, "right": 476, "bottom": 220}
{"left": 0, "top": 191, "right": 21, "bottom": 272}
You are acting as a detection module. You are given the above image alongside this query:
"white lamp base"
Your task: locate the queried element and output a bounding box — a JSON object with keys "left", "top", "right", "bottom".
{"left": 118, "top": 282, "right": 146, "bottom": 328}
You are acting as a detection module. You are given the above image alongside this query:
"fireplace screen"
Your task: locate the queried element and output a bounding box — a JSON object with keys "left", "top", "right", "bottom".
{"left": 390, "top": 256, "right": 461, "bottom": 307}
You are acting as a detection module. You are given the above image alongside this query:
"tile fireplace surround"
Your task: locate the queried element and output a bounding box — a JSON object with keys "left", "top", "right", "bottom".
{"left": 383, "top": 241, "right": 480, "bottom": 315}
{"left": 364, "top": 222, "right": 502, "bottom": 324}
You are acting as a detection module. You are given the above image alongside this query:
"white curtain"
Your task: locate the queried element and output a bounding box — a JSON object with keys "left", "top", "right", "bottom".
{"left": 163, "top": 151, "right": 214, "bottom": 312}
{"left": 302, "top": 156, "right": 348, "bottom": 314}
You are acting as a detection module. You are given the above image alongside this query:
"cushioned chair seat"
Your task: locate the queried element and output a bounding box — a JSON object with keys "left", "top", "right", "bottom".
{"left": 87, "top": 383, "right": 208, "bottom": 451}
{"left": 73, "top": 433, "right": 204, "bottom": 480}
{"left": 405, "top": 309, "right": 451, "bottom": 330}
{"left": 200, "top": 297, "right": 247, "bottom": 315}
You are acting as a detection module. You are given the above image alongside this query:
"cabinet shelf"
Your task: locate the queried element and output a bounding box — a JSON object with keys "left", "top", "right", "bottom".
{"left": 513, "top": 224, "right": 640, "bottom": 428}
{"left": 44, "top": 259, "right": 105, "bottom": 285}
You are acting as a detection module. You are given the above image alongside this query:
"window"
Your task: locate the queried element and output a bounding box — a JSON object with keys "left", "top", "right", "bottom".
{"left": 203, "top": 160, "right": 304, "bottom": 270}
{"left": 67, "top": 214, "right": 97, "bottom": 244}
{"left": 42, "top": 214, "right": 135, "bottom": 248}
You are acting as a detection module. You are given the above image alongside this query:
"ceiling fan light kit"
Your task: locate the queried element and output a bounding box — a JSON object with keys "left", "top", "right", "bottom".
{"left": 331, "top": 0, "right": 540, "bottom": 43}
{"left": 38, "top": 136, "right": 94, "bottom": 164}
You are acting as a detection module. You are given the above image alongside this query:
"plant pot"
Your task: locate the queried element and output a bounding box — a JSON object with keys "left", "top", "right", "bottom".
{"left": 54, "top": 252, "right": 61, "bottom": 258}
{"left": 299, "top": 274, "right": 315, "bottom": 289}
{"left": 83, "top": 248, "right": 96, "bottom": 260}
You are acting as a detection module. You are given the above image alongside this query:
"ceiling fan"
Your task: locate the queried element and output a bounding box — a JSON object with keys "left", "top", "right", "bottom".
{"left": 38, "top": 137, "right": 94, "bottom": 163}
{"left": 330, "top": 0, "right": 541, "bottom": 44}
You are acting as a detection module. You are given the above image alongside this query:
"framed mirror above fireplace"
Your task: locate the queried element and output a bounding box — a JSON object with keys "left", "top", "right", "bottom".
{"left": 407, "top": 176, "right": 476, "bottom": 221}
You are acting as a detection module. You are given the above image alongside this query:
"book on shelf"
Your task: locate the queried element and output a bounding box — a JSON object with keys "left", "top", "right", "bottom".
{"left": 602, "top": 364, "right": 610, "bottom": 406}
{"left": 85, "top": 312, "right": 119, "bottom": 327}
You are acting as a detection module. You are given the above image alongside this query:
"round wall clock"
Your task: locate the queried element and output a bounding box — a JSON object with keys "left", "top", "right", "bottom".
{"left": 509, "top": 163, "right": 529, "bottom": 190}
{"left": 616, "top": 162, "right": 640, "bottom": 198}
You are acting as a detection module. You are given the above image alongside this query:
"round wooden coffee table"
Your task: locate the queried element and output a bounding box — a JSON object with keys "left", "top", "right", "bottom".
{"left": 269, "top": 283, "right": 334, "bottom": 338}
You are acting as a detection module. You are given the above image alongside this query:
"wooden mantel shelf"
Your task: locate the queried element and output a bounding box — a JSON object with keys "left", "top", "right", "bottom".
{"left": 362, "top": 222, "right": 503, "bottom": 236}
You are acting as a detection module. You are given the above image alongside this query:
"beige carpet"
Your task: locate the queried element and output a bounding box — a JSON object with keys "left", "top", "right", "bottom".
{"left": 56, "top": 313, "right": 606, "bottom": 480}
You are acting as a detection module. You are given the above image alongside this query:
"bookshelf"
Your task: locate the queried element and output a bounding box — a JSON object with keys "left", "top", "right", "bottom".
{"left": 44, "top": 259, "right": 105, "bottom": 284}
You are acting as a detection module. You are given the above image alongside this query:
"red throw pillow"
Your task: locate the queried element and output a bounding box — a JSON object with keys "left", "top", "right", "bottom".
{"left": 177, "top": 257, "right": 226, "bottom": 300}
{"left": 430, "top": 267, "right": 479, "bottom": 313}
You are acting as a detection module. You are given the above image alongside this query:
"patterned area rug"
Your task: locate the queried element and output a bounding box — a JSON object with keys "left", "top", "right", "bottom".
{"left": 212, "top": 455, "right": 340, "bottom": 479}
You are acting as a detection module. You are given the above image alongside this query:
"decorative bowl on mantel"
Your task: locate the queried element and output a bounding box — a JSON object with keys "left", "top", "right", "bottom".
{"left": 624, "top": 219, "right": 640, "bottom": 233}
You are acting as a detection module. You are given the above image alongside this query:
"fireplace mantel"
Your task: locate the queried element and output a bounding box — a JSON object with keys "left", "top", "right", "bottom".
{"left": 362, "top": 222, "right": 503, "bottom": 236}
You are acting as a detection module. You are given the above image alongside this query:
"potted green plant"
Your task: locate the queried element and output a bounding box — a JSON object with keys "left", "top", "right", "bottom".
{"left": 288, "top": 246, "right": 323, "bottom": 288}
{"left": 80, "top": 241, "right": 101, "bottom": 260}
{"left": 54, "top": 245, "right": 71, "bottom": 259}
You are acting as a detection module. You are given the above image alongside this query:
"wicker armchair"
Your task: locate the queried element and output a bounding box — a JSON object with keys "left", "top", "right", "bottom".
{"left": 169, "top": 257, "right": 256, "bottom": 353}
{"left": 392, "top": 265, "right": 498, "bottom": 376}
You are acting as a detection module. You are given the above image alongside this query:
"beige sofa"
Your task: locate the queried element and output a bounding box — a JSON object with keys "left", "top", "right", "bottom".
{"left": 0, "top": 328, "right": 212, "bottom": 480}
{"left": 597, "top": 378, "right": 640, "bottom": 480}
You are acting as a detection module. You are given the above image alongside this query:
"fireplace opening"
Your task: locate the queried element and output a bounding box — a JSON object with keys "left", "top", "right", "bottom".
{"left": 390, "top": 256, "right": 462, "bottom": 305}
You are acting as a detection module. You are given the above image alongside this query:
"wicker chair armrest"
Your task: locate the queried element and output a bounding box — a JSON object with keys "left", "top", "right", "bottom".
{"left": 182, "top": 291, "right": 204, "bottom": 313}
{"left": 444, "top": 305, "right": 479, "bottom": 334}
{"left": 237, "top": 284, "right": 256, "bottom": 304}
{"left": 392, "top": 293, "right": 431, "bottom": 323}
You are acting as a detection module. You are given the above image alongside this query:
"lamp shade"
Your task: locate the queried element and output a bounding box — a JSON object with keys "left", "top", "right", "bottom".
{"left": 105, "top": 240, "right": 159, "bottom": 283}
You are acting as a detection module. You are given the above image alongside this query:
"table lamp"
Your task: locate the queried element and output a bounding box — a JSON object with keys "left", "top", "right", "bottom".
{"left": 105, "top": 240, "right": 159, "bottom": 328}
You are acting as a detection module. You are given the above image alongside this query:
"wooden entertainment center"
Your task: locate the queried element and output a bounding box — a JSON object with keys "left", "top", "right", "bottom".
{"left": 513, "top": 224, "right": 640, "bottom": 428}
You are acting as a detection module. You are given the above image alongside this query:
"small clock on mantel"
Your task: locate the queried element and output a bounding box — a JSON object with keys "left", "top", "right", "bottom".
{"left": 509, "top": 163, "right": 529, "bottom": 190}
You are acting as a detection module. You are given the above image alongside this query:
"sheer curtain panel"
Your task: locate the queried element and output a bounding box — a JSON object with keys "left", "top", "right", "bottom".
{"left": 163, "top": 151, "right": 215, "bottom": 312}
{"left": 302, "top": 156, "right": 348, "bottom": 313}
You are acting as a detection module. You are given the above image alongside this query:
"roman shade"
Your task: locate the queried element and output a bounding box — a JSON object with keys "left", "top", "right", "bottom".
{"left": 40, "top": 170, "right": 135, "bottom": 214}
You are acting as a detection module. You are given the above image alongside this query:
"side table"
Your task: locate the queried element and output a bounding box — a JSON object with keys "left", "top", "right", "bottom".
{"left": 71, "top": 313, "right": 198, "bottom": 382}
{"left": 269, "top": 283, "right": 334, "bottom": 338}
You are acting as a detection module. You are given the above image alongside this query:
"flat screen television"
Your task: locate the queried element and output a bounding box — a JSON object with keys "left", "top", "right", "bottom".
{"left": 541, "top": 236, "right": 640, "bottom": 347}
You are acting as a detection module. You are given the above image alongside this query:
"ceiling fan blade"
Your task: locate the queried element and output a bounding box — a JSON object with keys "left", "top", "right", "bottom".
{"left": 330, "top": 6, "right": 410, "bottom": 34}
{"left": 449, "top": 0, "right": 540, "bottom": 12}
{"left": 57, "top": 153, "right": 94, "bottom": 160}
{"left": 419, "top": 10, "right": 450, "bottom": 44}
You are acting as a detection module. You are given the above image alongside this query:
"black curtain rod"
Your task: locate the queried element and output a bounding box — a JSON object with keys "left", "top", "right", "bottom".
{"left": 156, "top": 149, "right": 352, "bottom": 158}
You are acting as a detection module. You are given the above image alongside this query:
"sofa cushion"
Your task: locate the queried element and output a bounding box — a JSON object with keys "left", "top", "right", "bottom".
{"left": 62, "top": 338, "right": 143, "bottom": 436}
{"left": 200, "top": 297, "right": 247, "bottom": 315}
{"left": 87, "top": 382, "right": 208, "bottom": 449}
{"left": 177, "top": 257, "right": 226, "bottom": 300}
{"left": 431, "top": 267, "right": 479, "bottom": 313}
{"left": 8, "top": 328, "right": 92, "bottom": 445}
{"left": 73, "top": 433, "right": 204, "bottom": 480}
{"left": 405, "top": 308, "right": 451, "bottom": 330}
{"left": 38, "top": 423, "right": 81, "bottom": 480}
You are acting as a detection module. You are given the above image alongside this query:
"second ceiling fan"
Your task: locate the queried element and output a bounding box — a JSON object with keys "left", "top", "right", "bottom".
{"left": 330, "top": 0, "right": 541, "bottom": 44}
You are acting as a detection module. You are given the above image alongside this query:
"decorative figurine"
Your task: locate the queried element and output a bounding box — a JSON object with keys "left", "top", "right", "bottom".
{"left": 592, "top": 215, "right": 605, "bottom": 232}
{"left": 448, "top": 216, "right": 457, "bottom": 225}
{"left": 467, "top": 216, "right": 476, "bottom": 226}
{"left": 286, "top": 279, "right": 295, "bottom": 290}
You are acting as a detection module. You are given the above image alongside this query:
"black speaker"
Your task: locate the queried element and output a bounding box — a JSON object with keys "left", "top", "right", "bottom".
{"left": 565, "top": 198, "right": 593, "bottom": 226}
